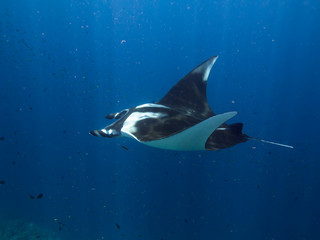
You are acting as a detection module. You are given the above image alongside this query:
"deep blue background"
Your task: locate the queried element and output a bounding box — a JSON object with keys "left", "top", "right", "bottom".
{"left": 1, "top": 0, "right": 320, "bottom": 239}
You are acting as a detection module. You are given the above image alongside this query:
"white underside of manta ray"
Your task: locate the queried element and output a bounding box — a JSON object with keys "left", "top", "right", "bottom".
{"left": 90, "top": 56, "right": 293, "bottom": 151}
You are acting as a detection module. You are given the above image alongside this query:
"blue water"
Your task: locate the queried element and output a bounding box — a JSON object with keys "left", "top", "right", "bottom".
{"left": 1, "top": 0, "right": 320, "bottom": 239}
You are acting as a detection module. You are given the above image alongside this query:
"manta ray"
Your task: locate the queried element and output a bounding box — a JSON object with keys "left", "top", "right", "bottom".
{"left": 90, "top": 56, "right": 293, "bottom": 151}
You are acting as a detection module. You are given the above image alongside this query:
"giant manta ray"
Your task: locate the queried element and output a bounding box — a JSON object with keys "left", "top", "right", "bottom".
{"left": 90, "top": 56, "right": 293, "bottom": 151}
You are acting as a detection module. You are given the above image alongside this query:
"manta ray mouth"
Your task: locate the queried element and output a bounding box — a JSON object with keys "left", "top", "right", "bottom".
{"left": 90, "top": 129, "right": 120, "bottom": 138}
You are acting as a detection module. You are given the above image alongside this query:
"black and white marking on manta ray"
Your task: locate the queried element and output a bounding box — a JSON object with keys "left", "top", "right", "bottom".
{"left": 90, "top": 56, "right": 293, "bottom": 151}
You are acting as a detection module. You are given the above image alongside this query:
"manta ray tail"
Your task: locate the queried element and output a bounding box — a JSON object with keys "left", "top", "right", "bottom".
{"left": 245, "top": 135, "right": 294, "bottom": 149}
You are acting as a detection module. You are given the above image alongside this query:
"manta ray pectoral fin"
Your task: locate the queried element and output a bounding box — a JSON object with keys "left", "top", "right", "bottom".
{"left": 157, "top": 56, "right": 218, "bottom": 119}
{"left": 143, "top": 111, "right": 238, "bottom": 151}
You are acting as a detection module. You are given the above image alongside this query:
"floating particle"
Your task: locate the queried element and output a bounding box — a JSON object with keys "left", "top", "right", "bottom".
{"left": 115, "top": 223, "right": 120, "bottom": 229}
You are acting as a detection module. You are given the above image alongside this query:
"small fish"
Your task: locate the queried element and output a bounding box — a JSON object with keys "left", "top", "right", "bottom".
{"left": 0, "top": 180, "right": 5, "bottom": 184}
{"left": 54, "top": 218, "right": 65, "bottom": 225}
{"left": 115, "top": 223, "right": 120, "bottom": 229}
{"left": 0, "top": 137, "right": 4, "bottom": 140}
{"left": 21, "top": 39, "right": 31, "bottom": 49}
{"left": 120, "top": 145, "right": 129, "bottom": 151}
{"left": 54, "top": 219, "right": 65, "bottom": 231}
{"left": 30, "top": 193, "right": 43, "bottom": 199}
